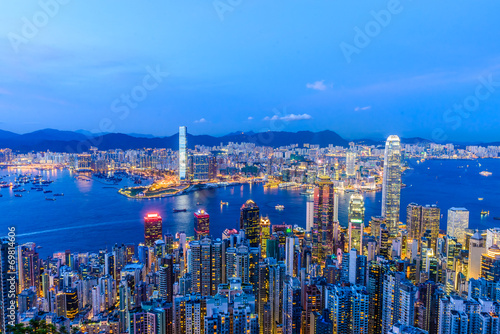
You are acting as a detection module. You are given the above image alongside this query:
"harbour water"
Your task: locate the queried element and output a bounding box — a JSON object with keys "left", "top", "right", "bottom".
{"left": 0, "top": 158, "right": 499, "bottom": 257}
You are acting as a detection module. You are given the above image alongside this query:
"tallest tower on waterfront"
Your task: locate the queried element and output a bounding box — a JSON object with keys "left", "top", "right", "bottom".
{"left": 381, "top": 135, "right": 402, "bottom": 233}
{"left": 179, "top": 126, "right": 187, "bottom": 181}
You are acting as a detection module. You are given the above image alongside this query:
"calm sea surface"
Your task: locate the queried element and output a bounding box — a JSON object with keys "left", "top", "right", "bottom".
{"left": 1, "top": 159, "right": 499, "bottom": 257}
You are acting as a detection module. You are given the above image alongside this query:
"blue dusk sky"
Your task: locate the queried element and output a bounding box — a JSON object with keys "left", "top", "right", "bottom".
{"left": 0, "top": 0, "right": 500, "bottom": 141}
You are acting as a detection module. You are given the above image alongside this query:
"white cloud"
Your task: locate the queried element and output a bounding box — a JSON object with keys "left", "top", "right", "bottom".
{"left": 194, "top": 118, "right": 207, "bottom": 123}
{"left": 306, "top": 80, "right": 327, "bottom": 91}
{"left": 248, "top": 116, "right": 253, "bottom": 120}
{"left": 263, "top": 113, "right": 312, "bottom": 122}
{"left": 354, "top": 106, "right": 372, "bottom": 111}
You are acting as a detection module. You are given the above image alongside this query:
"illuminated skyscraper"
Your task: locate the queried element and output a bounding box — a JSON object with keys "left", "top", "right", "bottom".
{"left": 346, "top": 151, "right": 356, "bottom": 177}
{"left": 144, "top": 213, "right": 162, "bottom": 247}
{"left": 189, "top": 238, "right": 222, "bottom": 296}
{"left": 240, "top": 200, "right": 261, "bottom": 248}
{"left": 283, "top": 276, "right": 301, "bottom": 334}
{"left": 65, "top": 288, "right": 79, "bottom": 319}
{"left": 421, "top": 204, "right": 440, "bottom": 251}
{"left": 306, "top": 198, "right": 314, "bottom": 232}
{"left": 447, "top": 207, "right": 469, "bottom": 244}
{"left": 194, "top": 210, "right": 210, "bottom": 240}
{"left": 17, "top": 243, "right": 40, "bottom": 295}
{"left": 481, "top": 245, "right": 500, "bottom": 282}
{"left": 381, "top": 135, "right": 402, "bottom": 233}
{"left": 313, "top": 175, "right": 336, "bottom": 264}
{"left": 260, "top": 216, "right": 271, "bottom": 259}
{"left": 179, "top": 126, "right": 187, "bottom": 180}
{"left": 406, "top": 203, "right": 422, "bottom": 240}
{"left": 348, "top": 193, "right": 365, "bottom": 255}
{"left": 208, "top": 155, "right": 218, "bottom": 180}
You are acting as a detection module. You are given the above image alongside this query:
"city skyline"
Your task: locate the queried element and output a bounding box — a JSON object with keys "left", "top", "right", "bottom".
{"left": 1, "top": 136, "right": 500, "bottom": 333}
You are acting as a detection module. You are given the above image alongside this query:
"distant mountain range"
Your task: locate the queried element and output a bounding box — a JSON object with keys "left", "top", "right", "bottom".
{"left": 0, "top": 128, "right": 488, "bottom": 153}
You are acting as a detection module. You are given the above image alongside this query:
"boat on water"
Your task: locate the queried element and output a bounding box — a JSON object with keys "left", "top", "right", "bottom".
{"left": 220, "top": 201, "right": 228, "bottom": 206}
{"left": 275, "top": 204, "right": 285, "bottom": 211}
{"left": 478, "top": 198, "right": 484, "bottom": 201}
{"left": 173, "top": 208, "right": 187, "bottom": 213}
{"left": 481, "top": 210, "right": 490, "bottom": 216}
{"left": 53, "top": 193, "right": 64, "bottom": 196}
{"left": 14, "top": 194, "right": 22, "bottom": 198}
{"left": 45, "top": 197, "right": 56, "bottom": 201}
{"left": 44, "top": 190, "right": 52, "bottom": 194}
{"left": 494, "top": 217, "right": 500, "bottom": 221}
{"left": 480, "top": 171, "right": 492, "bottom": 177}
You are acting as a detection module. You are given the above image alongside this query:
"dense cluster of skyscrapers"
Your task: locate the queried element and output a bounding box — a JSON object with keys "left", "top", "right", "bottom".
{"left": 2, "top": 133, "right": 500, "bottom": 334}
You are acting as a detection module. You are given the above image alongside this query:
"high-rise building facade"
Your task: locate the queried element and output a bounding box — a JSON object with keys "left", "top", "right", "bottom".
{"left": 447, "top": 207, "right": 469, "bottom": 244}
{"left": 17, "top": 243, "right": 40, "bottom": 295}
{"left": 192, "top": 153, "right": 209, "bottom": 181}
{"left": 144, "top": 213, "right": 162, "bottom": 247}
{"left": 346, "top": 151, "right": 356, "bottom": 177}
{"left": 240, "top": 200, "right": 261, "bottom": 248}
{"left": 189, "top": 238, "right": 223, "bottom": 297}
{"left": 194, "top": 210, "right": 210, "bottom": 240}
{"left": 421, "top": 204, "right": 440, "bottom": 251}
{"left": 481, "top": 245, "right": 500, "bottom": 282}
{"left": 406, "top": 203, "right": 422, "bottom": 240}
{"left": 179, "top": 126, "right": 187, "bottom": 180}
{"left": 260, "top": 217, "right": 271, "bottom": 259}
{"left": 313, "top": 175, "right": 336, "bottom": 265}
{"left": 381, "top": 135, "right": 402, "bottom": 233}
{"left": 349, "top": 193, "right": 365, "bottom": 255}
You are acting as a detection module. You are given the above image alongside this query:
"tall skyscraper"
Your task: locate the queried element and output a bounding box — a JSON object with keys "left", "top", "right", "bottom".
{"left": 447, "top": 207, "right": 469, "bottom": 244}
{"left": 240, "top": 200, "right": 261, "bottom": 248}
{"left": 194, "top": 209, "right": 210, "bottom": 240}
{"left": 260, "top": 216, "right": 271, "bottom": 259}
{"left": 348, "top": 193, "right": 365, "bottom": 255}
{"left": 406, "top": 203, "right": 422, "bottom": 240}
{"left": 144, "top": 213, "right": 162, "bottom": 247}
{"left": 313, "top": 175, "right": 336, "bottom": 265}
{"left": 468, "top": 231, "right": 485, "bottom": 280}
{"left": 283, "top": 276, "right": 301, "bottom": 334}
{"left": 306, "top": 198, "right": 314, "bottom": 232}
{"left": 179, "top": 126, "right": 187, "bottom": 180}
{"left": 381, "top": 135, "right": 402, "bottom": 233}
{"left": 189, "top": 237, "right": 222, "bottom": 296}
{"left": 421, "top": 204, "right": 440, "bottom": 251}
{"left": 17, "top": 243, "right": 40, "bottom": 295}
{"left": 346, "top": 151, "right": 356, "bottom": 177}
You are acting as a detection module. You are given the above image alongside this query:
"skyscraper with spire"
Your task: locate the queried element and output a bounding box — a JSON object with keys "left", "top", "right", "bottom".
{"left": 381, "top": 135, "right": 402, "bottom": 233}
